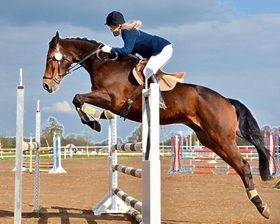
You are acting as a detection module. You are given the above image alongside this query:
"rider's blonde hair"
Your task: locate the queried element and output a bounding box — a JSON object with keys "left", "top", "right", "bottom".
{"left": 121, "top": 20, "right": 142, "bottom": 30}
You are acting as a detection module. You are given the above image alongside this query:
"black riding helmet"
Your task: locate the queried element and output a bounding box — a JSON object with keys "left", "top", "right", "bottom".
{"left": 105, "top": 11, "right": 125, "bottom": 26}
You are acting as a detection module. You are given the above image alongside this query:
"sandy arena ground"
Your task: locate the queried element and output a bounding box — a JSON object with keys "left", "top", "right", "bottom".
{"left": 0, "top": 158, "right": 279, "bottom": 224}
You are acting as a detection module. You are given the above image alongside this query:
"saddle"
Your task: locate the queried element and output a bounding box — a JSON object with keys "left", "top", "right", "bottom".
{"left": 132, "top": 59, "right": 185, "bottom": 91}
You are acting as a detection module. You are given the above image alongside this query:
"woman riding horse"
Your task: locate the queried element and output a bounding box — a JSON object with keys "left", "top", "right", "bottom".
{"left": 102, "top": 11, "right": 173, "bottom": 109}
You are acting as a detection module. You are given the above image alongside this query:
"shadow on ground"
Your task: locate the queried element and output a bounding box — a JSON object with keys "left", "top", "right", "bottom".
{"left": 0, "top": 206, "right": 137, "bottom": 224}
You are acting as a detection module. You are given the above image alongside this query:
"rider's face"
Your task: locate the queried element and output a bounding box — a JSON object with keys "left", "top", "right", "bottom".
{"left": 109, "top": 25, "right": 121, "bottom": 37}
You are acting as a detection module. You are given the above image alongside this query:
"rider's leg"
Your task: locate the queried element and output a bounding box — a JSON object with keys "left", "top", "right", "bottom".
{"left": 147, "top": 73, "right": 167, "bottom": 109}
{"left": 143, "top": 44, "right": 173, "bottom": 109}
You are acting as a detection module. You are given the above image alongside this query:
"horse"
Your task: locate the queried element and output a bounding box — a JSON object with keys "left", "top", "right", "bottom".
{"left": 42, "top": 32, "right": 272, "bottom": 219}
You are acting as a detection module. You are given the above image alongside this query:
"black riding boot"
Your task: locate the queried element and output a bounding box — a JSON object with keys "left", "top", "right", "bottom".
{"left": 148, "top": 74, "right": 167, "bottom": 109}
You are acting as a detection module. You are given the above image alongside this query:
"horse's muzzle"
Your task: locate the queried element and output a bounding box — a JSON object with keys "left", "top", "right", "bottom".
{"left": 42, "top": 79, "right": 58, "bottom": 93}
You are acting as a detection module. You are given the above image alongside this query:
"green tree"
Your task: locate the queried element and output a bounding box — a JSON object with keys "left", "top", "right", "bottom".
{"left": 0, "top": 137, "right": 16, "bottom": 148}
{"left": 127, "top": 124, "right": 142, "bottom": 143}
{"left": 41, "top": 117, "right": 64, "bottom": 146}
{"left": 62, "top": 134, "right": 89, "bottom": 146}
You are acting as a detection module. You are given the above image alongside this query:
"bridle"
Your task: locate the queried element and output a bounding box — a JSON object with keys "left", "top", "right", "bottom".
{"left": 43, "top": 44, "right": 118, "bottom": 84}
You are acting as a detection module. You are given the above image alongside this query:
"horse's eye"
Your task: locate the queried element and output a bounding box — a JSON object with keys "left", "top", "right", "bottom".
{"left": 54, "top": 52, "right": 63, "bottom": 61}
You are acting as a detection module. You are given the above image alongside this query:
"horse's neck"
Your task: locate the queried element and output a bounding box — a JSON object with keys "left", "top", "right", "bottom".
{"left": 62, "top": 39, "right": 99, "bottom": 76}
{"left": 90, "top": 55, "right": 139, "bottom": 92}
{"left": 62, "top": 38, "right": 99, "bottom": 62}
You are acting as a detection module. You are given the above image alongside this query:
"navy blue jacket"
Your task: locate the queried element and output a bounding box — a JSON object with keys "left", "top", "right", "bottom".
{"left": 111, "top": 29, "right": 171, "bottom": 58}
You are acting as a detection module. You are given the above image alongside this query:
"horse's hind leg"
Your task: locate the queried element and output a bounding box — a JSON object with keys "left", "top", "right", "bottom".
{"left": 192, "top": 125, "right": 270, "bottom": 219}
{"left": 213, "top": 143, "right": 270, "bottom": 219}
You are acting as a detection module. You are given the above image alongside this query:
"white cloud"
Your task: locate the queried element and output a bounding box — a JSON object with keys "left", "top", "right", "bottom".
{"left": 149, "top": 13, "right": 280, "bottom": 75}
{"left": 43, "top": 101, "right": 75, "bottom": 114}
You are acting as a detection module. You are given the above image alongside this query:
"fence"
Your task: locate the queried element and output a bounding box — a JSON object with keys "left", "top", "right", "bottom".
{"left": 169, "top": 131, "right": 280, "bottom": 176}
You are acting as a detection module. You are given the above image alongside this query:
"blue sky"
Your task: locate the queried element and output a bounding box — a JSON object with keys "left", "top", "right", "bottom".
{"left": 223, "top": 0, "right": 280, "bottom": 14}
{"left": 0, "top": 1, "right": 279, "bottom": 142}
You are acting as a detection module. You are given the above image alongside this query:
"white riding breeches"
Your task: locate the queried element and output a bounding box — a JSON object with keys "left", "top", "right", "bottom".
{"left": 143, "top": 44, "right": 173, "bottom": 79}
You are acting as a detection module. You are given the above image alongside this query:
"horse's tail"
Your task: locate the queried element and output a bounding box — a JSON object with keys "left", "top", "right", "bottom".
{"left": 228, "top": 98, "right": 272, "bottom": 181}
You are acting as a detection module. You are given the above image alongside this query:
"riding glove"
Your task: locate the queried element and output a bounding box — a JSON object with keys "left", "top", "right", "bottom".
{"left": 101, "top": 45, "right": 112, "bottom": 53}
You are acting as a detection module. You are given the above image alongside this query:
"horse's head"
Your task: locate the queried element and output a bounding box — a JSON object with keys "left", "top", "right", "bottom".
{"left": 43, "top": 32, "right": 74, "bottom": 93}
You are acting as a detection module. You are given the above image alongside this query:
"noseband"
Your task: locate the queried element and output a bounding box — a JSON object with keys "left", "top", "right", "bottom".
{"left": 43, "top": 44, "right": 117, "bottom": 84}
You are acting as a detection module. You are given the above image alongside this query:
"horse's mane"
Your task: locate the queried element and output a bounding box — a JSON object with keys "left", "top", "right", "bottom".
{"left": 65, "top": 37, "right": 102, "bottom": 46}
{"left": 49, "top": 36, "right": 102, "bottom": 49}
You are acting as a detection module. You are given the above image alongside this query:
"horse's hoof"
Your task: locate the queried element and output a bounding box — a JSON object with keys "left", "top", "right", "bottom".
{"left": 261, "top": 203, "right": 270, "bottom": 219}
{"left": 89, "top": 120, "right": 101, "bottom": 132}
{"left": 72, "top": 94, "right": 81, "bottom": 108}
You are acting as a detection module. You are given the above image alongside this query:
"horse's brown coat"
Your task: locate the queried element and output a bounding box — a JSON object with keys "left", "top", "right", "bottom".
{"left": 42, "top": 32, "right": 272, "bottom": 218}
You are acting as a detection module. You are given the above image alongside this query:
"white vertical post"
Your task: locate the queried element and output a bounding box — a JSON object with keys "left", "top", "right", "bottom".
{"left": 276, "top": 135, "right": 279, "bottom": 176}
{"left": 14, "top": 68, "right": 24, "bottom": 224}
{"left": 269, "top": 132, "right": 275, "bottom": 175}
{"left": 142, "top": 83, "right": 161, "bottom": 224}
{"left": 19, "top": 68, "right": 23, "bottom": 86}
{"left": 86, "top": 145, "right": 89, "bottom": 158}
{"left": 109, "top": 117, "right": 117, "bottom": 210}
{"left": 49, "top": 134, "right": 66, "bottom": 173}
{"left": 55, "top": 135, "right": 61, "bottom": 168}
{"left": 0, "top": 141, "right": 2, "bottom": 159}
{"left": 189, "top": 131, "right": 193, "bottom": 149}
{"left": 64, "top": 145, "right": 67, "bottom": 159}
{"left": 34, "top": 100, "right": 41, "bottom": 212}
{"left": 29, "top": 136, "right": 32, "bottom": 173}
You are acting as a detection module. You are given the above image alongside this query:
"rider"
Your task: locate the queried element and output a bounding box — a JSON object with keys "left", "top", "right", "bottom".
{"left": 102, "top": 11, "right": 173, "bottom": 109}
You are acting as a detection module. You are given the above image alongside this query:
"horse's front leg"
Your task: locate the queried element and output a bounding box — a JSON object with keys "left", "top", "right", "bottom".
{"left": 72, "top": 90, "right": 114, "bottom": 132}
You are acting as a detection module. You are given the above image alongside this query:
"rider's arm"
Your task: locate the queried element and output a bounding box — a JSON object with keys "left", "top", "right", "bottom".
{"left": 111, "top": 29, "right": 138, "bottom": 56}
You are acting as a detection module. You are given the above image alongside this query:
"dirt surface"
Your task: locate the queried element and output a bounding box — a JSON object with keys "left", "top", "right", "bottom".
{"left": 0, "top": 158, "right": 279, "bottom": 224}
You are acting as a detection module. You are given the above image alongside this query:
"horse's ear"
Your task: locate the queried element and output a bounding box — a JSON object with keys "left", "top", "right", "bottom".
{"left": 54, "top": 31, "right": 60, "bottom": 45}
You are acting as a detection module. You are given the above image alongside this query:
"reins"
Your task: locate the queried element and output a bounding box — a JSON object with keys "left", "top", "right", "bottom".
{"left": 65, "top": 44, "right": 104, "bottom": 75}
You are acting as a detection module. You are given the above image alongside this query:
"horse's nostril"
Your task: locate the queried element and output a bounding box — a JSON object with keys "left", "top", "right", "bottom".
{"left": 43, "top": 83, "right": 49, "bottom": 91}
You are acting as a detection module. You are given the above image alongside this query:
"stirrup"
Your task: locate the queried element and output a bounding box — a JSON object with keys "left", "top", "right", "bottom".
{"left": 148, "top": 75, "right": 167, "bottom": 109}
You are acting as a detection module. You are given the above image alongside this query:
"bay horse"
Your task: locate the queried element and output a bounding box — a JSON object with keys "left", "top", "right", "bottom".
{"left": 42, "top": 32, "right": 272, "bottom": 219}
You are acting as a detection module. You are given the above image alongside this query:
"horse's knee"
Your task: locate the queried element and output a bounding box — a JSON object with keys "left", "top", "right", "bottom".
{"left": 72, "top": 94, "right": 82, "bottom": 108}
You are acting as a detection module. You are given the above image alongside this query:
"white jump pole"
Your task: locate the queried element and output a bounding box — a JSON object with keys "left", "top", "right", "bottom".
{"left": 34, "top": 100, "right": 41, "bottom": 212}
{"left": 14, "top": 68, "right": 24, "bottom": 224}
{"left": 142, "top": 83, "right": 161, "bottom": 224}
{"left": 269, "top": 132, "right": 277, "bottom": 175}
{"left": 14, "top": 69, "right": 41, "bottom": 223}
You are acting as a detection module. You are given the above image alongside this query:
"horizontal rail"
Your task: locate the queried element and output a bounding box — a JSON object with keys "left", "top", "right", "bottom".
{"left": 127, "top": 208, "right": 143, "bottom": 223}
{"left": 112, "top": 142, "right": 142, "bottom": 152}
{"left": 183, "top": 164, "right": 259, "bottom": 171}
{"left": 113, "top": 188, "right": 142, "bottom": 213}
{"left": 22, "top": 142, "right": 40, "bottom": 151}
{"left": 112, "top": 164, "right": 142, "bottom": 178}
{"left": 182, "top": 148, "right": 258, "bottom": 154}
